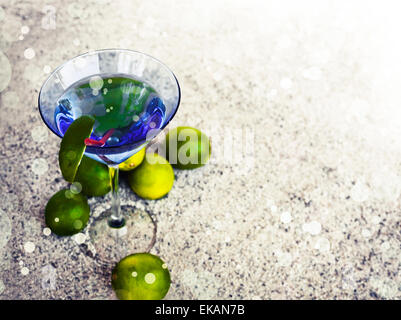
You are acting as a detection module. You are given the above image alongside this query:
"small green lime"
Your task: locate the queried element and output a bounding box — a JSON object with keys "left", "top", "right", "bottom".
{"left": 165, "top": 126, "right": 211, "bottom": 169}
{"left": 45, "top": 189, "right": 90, "bottom": 236}
{"left": 128, "top": 153, "right": 174, "bottom": 200}
{"left": 112, "top": 253, "right": 171, "bottom": 300}
{"left": 74, "top": 156, "right": 111, "bottom": 197}
{"left": 59, "top": 115, "right": 95, "bottom": 182}
{"left": 119, "top": 148, "right": 146, "bottom": 171}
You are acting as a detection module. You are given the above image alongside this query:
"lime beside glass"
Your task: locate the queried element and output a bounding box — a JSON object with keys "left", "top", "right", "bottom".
{"left": 119, "top": 146, "right": 146, "bottom": 171}
{"left": 74, "top": 156, "right": 111, "bottom": 197}
{"left": 128, "top": 153, "right": 174, "bottom": 200}
{"left": 166, "top": 126, "right": 211, "bottom": 169}
{"left": 112, "top": 253, "right": 171, "bottom": 300}
{"left": 45, "top": 189, "right": 90, "bottom": 236}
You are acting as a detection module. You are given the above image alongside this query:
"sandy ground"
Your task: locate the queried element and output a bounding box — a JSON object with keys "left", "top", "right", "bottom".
{"left": 1, "top": 0, "right": 401, "bottom": 299}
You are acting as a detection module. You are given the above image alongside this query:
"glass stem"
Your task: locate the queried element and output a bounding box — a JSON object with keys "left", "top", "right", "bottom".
{"left": 108, "top": 165, "right": 125, "bottom": 228}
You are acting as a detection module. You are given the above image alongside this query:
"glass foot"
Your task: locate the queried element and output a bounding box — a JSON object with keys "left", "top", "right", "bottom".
{"left": 87, "top": 205, "right": 157, "bottom": 266}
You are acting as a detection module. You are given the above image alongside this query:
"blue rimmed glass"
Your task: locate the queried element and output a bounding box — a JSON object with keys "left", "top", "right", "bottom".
{"left": 39, "top": 49, "right": 180, "bottom": 263}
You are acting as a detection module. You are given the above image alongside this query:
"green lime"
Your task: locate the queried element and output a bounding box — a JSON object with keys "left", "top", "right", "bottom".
{"left": 119, "top": 148, "right": 146, "bottom": 171}
{"left": 74, "top": 156, "right": 111, "bottom": 197}
{"left": 128, "top": 153, "right": 174, "bottom": 200}
{"left": 45, "top": 189, "right": 90, "bottom": 236}
{"left": 166, "top": 126, "right": 211, "bottom": 169}
{"left": 112, "top": 253, "right": 171, "bottom": 300}
{"left": 59, "top": 115, "right": 95, "bottom": 182}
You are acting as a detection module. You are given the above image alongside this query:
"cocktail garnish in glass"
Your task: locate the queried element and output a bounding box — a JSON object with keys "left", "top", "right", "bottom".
{"left": 38, "top": 49, "right": 180, "bottom": 264}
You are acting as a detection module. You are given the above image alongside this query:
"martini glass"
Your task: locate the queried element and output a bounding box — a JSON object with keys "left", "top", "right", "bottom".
{"left": 38, "top": 49, "right": 180, "bottom": 264}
